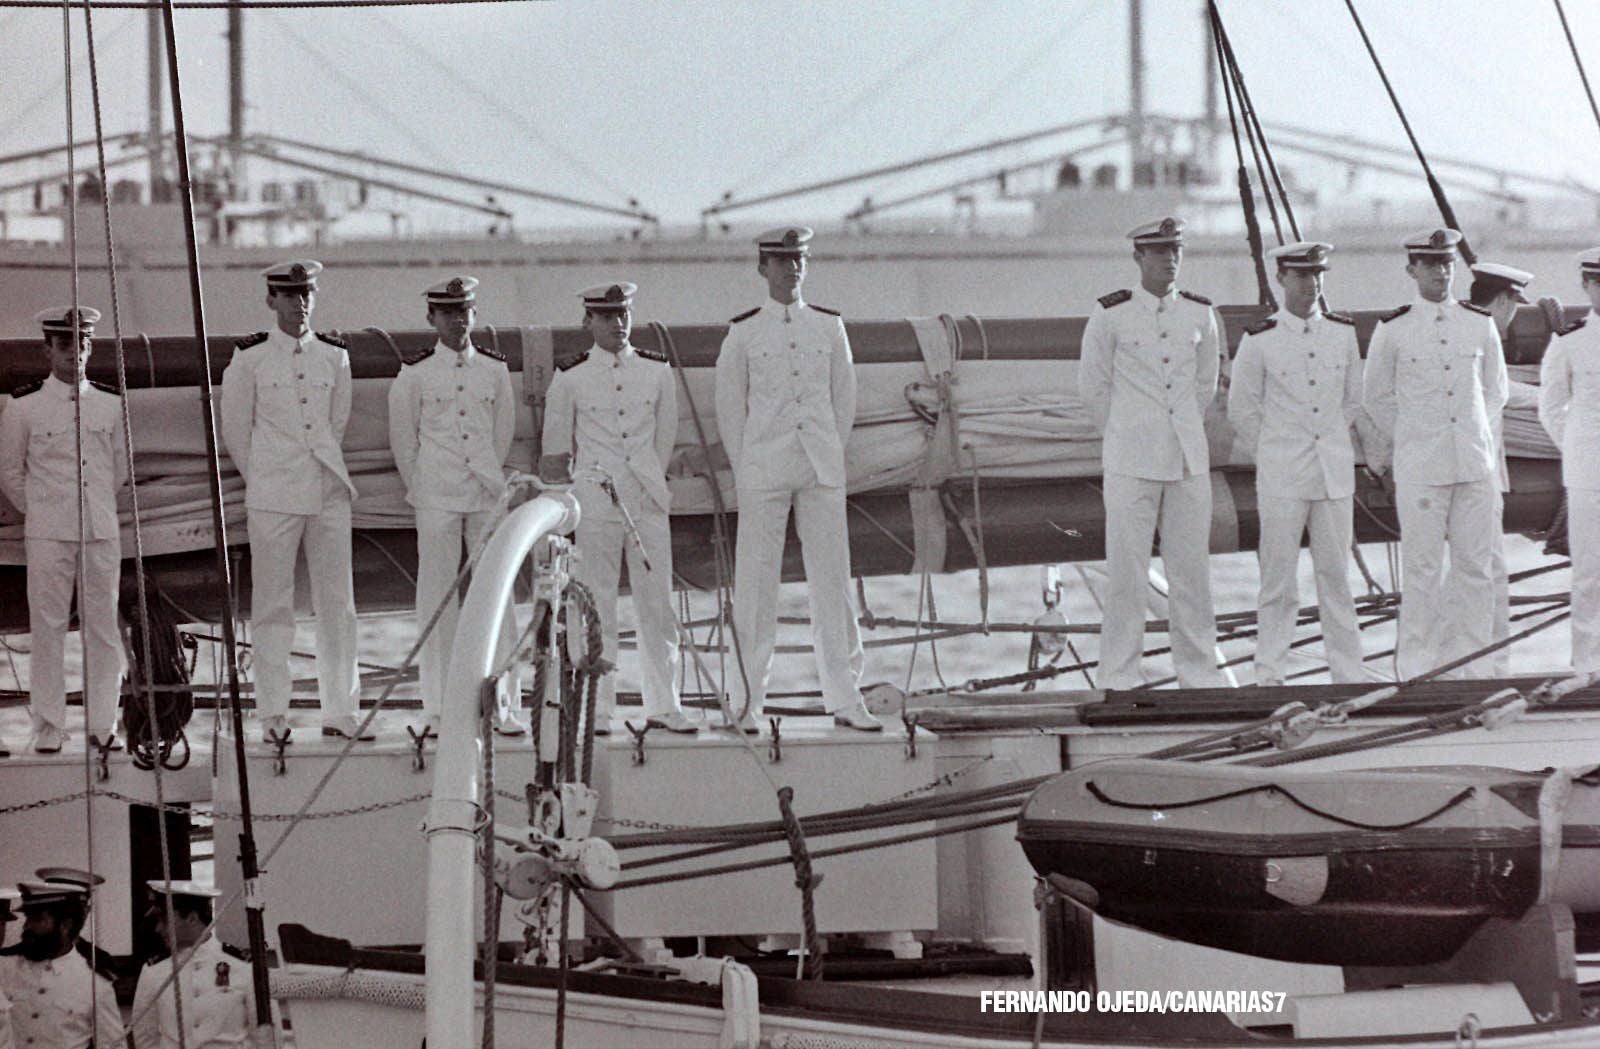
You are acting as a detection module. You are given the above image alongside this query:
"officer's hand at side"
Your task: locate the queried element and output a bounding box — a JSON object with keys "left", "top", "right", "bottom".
{"left": 537, "top": 454, "right": 573, "bottom": 486}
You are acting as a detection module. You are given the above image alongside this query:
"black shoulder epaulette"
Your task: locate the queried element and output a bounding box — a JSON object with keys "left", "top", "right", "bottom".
{"left": 0, "top": 943, "right": 22, "bottom": 956}
{"left": 1243, "top": 318, "right": 1276, "bottom": 336}
{"left": 728, "top": 307, "right": 760, "bottom": 325}
{"left": 1379, "top": 304, "right": 1412, "bottom": 323}
{"left": 637, "top": 347, "right": 669, "bottom": 364}
{"left": 10, "top": 379, "right": 43, "bottom": 398}
{"left": 1179, "top": 290, "right": 1213, "bottom": 306}
{"left": 477, "top": 343, "right": 506, "bottom": 363}
{"left": 1459, "top": 300, "right": 1492, "bottom": 317}
{"left": 557, "top": 350, "right": 589, "bottom": 372}
{"left": 1323, "top": 311, "right": 1355, "bottom": 326}
{"left": 1557, "top": 318, "right": 1588, "bottom": 337}
{"left": 315, "top": 331, "right": 348, "bottom": 349}
{"left": 221, "top": 942, "right": 251, "bottom": 962}
{"left": 809, "top": 304, "right": 841, "bottom": 317}
{"left": 88, "top": 380, "right": 121, "bottom": 396}
{"left": 401, "top": 346, "right": 435, "bottom": 366}
{"left": 234, "top": 331, "right": 269, "bottom": 351}
{"left": 1098, "top": 289, "right": 1132, "bottom": 309}
{"left": 74, "top": 938, "right": 124, "bottom": 982}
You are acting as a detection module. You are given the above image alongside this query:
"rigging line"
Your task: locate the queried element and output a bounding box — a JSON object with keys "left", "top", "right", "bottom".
{"left": 0, "top": 16, "right": 137, "bottom": 142}
{"left": 358, "top": 7, "right": 633, "bottom": 205}
{"left": 259, "top": 12, "right": 453, "bottom": 170}
{"left": 722, "top": 0, "right": 993, "bottom": 199}
{"left": 1553, "top": 0, "right": 1600, "bottom": 143}
{"left": 1213, "top": 3, "right": 1301, "bottom": 244}
{"left": 1342, "top": 0, "right": 1476, "bottom": 265}
{"left": 1207, "top": 2, "right": 1272, "bottom": 308}
{"left": 1216, "top": 10, "right": 1282, "bottom": 246}
{"left": 81, "top": 1, "right": 194, "bottom": 1036}
{"left": 2, "top": 0, "right": 543, "bottom": 7}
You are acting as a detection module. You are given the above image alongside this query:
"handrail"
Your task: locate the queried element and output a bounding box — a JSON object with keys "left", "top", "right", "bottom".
{"left": 424, "top": 491, "right": 580, "bottom": 1049}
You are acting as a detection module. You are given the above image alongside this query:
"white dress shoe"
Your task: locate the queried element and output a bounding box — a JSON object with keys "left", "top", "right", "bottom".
{"left": 831, "top": 701, "right": 884, "bottom": 732}
{"left": 645, "top": 710, "right": 699, "bottom": 734}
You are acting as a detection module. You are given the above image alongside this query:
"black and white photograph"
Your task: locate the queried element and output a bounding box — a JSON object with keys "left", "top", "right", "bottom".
{"left": 3, "top": 1, "right": 1600, "bottom": 1045}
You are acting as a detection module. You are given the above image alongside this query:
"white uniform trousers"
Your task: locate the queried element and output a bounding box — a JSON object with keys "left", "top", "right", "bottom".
{"left": 573, "top": 509, "right": 681, "bottom": 720}
{"left": 1099, "top": 471, "right": 1224, "bottom": 690}
{"left": 414, "top": 506, "right": 521, "bottom": 718}
{"left": 731, "top": 479, "right": 864, "bottom": 716}
{"left": 246, "top": 479, "right": 360, "bottom": 720}
{"left": 1394, "top": 477, "right": 1497, "bottom": 680}
{"left": 1253, "top": 494, "right": 1363, "bottom": 685}
{"left": 25, "top": 536, "right": 123, "bottom": 735}
{"left": 1570, "top": 487, "right": 1600, "bottom": 675}
{"left": 1437, "top": 489, "right": 1511, "bottom": 677}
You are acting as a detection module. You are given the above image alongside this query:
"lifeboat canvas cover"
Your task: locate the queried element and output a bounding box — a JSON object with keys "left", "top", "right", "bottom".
{"left": 1017, "top": 760, "right": 1548, "bottom": 966}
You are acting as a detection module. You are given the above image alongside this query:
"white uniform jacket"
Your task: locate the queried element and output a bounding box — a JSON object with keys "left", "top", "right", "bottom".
{"left": 1228, "top": 309, "right": 1364, "bottom": 500}
{"left": 543, "top": 343, "right": 678, "bottom": 520}
{"left": 0, "top": 375, "right": 128, "bottom": 540}
{"left": 1079, "top": 286, "right": 1221, "bottom": 481}
{"left": 387, "top": 340, "right": 516, "bottom": 511}
{"left": 131, "top": 937, "right": 256, "bottom": 1049}
{"left": 1539, "top": 318, "right": 1600, "bottom": 491}
{"left": 0, "top": 951, "right": 122, "bottom": 1049}
{"left": 714, "top": 299, "right": 856, "bottom": 491}
{"left": 220, "top": 329, "right": 356, "bottom": 513}
{"left": 1362, "top": 298, "right": 1508, "bottom": 487}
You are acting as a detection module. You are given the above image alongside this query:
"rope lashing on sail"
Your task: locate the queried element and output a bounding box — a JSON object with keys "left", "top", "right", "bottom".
{"left": 1552, "top": 0, "right": 1600, "bottom": 142}
{"left": 1084, "top": 778, "right": 1478, "bottom": 832}
{"left": 1343, "top": 0, "right": 1476, "bottom": 265}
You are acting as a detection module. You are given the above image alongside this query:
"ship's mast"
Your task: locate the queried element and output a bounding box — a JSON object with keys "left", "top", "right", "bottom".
{"left": 228, "top": 0, "right": 245, "bottom": 187}
{"left": 147, "top": 8, "right": 164, "bottom": 187}
{"left": 1128, "top": 0, "right": 1146, "bottom": 183}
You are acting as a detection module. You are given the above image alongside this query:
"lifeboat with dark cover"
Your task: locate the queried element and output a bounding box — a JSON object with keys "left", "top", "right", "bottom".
{"left": 1015, "top": 760, "right": 1590, "bottom": 966}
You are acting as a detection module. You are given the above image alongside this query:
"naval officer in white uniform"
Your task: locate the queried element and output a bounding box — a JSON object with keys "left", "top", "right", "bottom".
{"left": 1228, "top": 243, "right": 1365, "bottom": 685}
{"left": 1363, "top": 228, "right": 1508, "bottom": 680}
{"left": 539, "top": 282, "right": 694, "bottom": 734}
{"left": 1538, "top": 248, "right": 1600, "bottom": 678}
{"left": 0, "top": 306, "right": 128, "bottom": 754}
{"left": 221, "top": 260, "right": 366, "bottom": 742}
{"left": 131, "top": 881, "right": 264, "bottom": 1049}
{"left": 714, "top": 227, "right": 879, "bottom": 732}
{"left": 387, "top": 276, "right": 525, "bottom": 737}
{"left": 0, "top": 881, "right": 121, "bottom": 1049}
{"left": 1436, "top": 263, "right": 1549, "bottom": 675}
{"left": 1079, "top": 217, "right": 1227, "bottom": 690}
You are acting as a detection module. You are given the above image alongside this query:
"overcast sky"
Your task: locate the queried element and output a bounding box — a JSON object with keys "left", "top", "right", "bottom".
{"left": 2, "top": 0, "right": 1599, "bottom": 232}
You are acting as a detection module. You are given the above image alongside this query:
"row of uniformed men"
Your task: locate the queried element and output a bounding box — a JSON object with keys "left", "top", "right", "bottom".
{"left": 0, "top": 225, "right": 884, "bottom": 755}
{"left": 1085, "top": 217, "right": 1600, "bottom": 688}
{"left": 0, "top": 872, "right": 253, "bottom": 1049}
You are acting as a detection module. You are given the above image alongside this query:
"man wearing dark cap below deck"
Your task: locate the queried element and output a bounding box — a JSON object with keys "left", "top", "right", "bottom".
{"left": 221, "top": 260, "right": 367, "bottom": 742}
{"left": 388, "top": 276, "right": 525, "bottom": 739}
{"left": 1436, "top": 263, "right": 1550, "bottom": 675}
{"left": 132, "top": 880, "right": 263, "bottom": 1049}
{"left": 714, "top": 227, "right": 879, "bottom": 732}
{"left": 540, "top": 282, "right": 694, "bottom": 735}
{"left": 0, "top": 881, "right": 121, "bottom": 1049}
{"left": 1363, "top": 229, "right": 1508, "bottom": 680}
{"left": 1228, "top": 242, "right": 1366, "bottom": 686}
{"left": 1538, "top": 248, "right": 1600, "bottom": 681}
{"left": 1079, "top": 217, "right": 1227, "bottom": 690}
{"left": 0, "top": 307, "right": 128, "bottom": 754}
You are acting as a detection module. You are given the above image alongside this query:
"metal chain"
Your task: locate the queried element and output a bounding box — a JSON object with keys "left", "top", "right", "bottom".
{"left": 0, "top": 788, "right": 432, "bottom": 821}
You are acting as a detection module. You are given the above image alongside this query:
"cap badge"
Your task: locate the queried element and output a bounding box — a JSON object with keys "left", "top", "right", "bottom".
{"left": 288, "top": 263, "right": 308, "bottom": 282}
{"left": 782, "top": 229, "right": 801, "bottom": 248}
{"left": 605, "top": 284, "right": 626, "bottom": 303}
{"left": 1158, "top": 218, "right": 1177, "bottom": 237}
{"left": 1429, "top": 229, "right": 1449, "bottom": 250}
{"left": 446, "top": 277, "right": 465, "bottom": 296}
{"left": 1306, "top": 244, "right": 1327, "bottom": 264}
